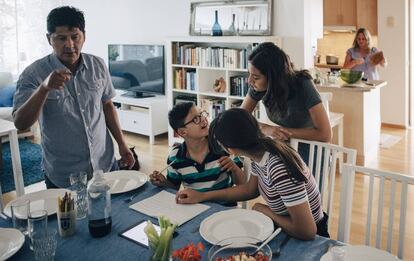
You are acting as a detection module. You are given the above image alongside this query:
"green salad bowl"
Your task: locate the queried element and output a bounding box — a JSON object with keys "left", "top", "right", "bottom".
{"left": 340, "top": 70, "right": 364, "bottom": 84}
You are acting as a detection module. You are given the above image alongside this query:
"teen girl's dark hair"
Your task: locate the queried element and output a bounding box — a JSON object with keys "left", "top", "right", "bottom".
{"left": 47, "top": 6, "right": 85, "bottom": 34}
{"left": 248, "top": 42, "right": 312, "bottom": 117}
{"left": 209, "top": 108, "right": 306, "bottom": 182}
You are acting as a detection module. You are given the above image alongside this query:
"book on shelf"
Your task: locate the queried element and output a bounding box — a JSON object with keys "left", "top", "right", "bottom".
{"left": 172, "top": 43, "right": 257, "bottom": 69}
{"left": 230, "top": 75, "right": 249, "bottom": 97}
{"left": 174, "top": 68, "right": 197, "bottom": 91}
{"left": 200, "top": 98, "right": 225, "bottom": 122}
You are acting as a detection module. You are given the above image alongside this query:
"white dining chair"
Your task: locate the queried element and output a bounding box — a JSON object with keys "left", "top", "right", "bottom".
{"left": 320, "top": 92, "right": 344, "bottom": 172}
{"left": 290, "top": 138, "right": 356, "bottom": 228}
{"left": 338, "top": 163, "right": 413, "bottom": 259}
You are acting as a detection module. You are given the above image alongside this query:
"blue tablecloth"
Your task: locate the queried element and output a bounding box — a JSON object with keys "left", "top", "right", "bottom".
{"left": 0, "top": 184, "right": 337, "bottom": 260}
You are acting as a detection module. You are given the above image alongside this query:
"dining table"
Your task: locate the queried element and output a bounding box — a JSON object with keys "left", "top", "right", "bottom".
{"left": 0, "top": 183, "right": 339, "bottom": 260}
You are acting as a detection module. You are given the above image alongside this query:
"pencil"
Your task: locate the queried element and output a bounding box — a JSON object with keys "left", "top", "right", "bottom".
{"left": 159, "top": 160, "right": 176, "bottom": 173}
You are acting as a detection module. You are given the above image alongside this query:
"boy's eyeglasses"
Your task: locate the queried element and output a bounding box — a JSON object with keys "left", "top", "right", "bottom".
{"left": 182, "top": 111, "right": 209, "bottom": 127}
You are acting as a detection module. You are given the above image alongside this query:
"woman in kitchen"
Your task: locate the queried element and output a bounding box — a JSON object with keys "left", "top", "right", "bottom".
{"left": 343, "top": 28, "right": 387, "bottom": 80}
{"left": 240, "top": 42, "right": 332, "bottom": 163}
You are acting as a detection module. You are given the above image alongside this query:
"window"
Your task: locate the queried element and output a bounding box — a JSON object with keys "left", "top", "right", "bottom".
{"left": 0, "top": 0, "right": 62, "bottom": 79}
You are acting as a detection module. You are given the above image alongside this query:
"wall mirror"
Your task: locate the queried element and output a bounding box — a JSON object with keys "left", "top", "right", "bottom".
{"left": 189, "top": 0, "right": 272, "bottom": 36}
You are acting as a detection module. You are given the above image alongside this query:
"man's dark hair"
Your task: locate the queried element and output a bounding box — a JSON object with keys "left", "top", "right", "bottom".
{"left": 47, "top": 6, "right": 85, "bottom": 34}
{"left": 168, "top": 102, "right": 194, "bottom": 131}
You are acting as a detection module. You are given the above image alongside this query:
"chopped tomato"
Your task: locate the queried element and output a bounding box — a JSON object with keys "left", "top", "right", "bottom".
{"left": 172, "top": 242, "right": 205, "bottom": 261}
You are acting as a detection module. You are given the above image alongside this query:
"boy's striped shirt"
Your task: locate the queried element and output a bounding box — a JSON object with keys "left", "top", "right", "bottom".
{"left": 166, "top": 142, "right": 243, "bottom": 192}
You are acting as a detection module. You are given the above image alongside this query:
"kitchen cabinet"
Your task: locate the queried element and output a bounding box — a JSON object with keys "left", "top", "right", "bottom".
{"left": 323, "top": 0, "right": 377, "bottom": 35}
{"left": 356, "top": 0, "right": 377, "bottom": 35}
{"left": 323, "top": 0, "right": 356, "bottom": 27}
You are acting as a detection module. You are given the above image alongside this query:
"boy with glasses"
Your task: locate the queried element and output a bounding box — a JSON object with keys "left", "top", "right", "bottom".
{"left": 150, "top": 102, "right": 245, "bottom": 199}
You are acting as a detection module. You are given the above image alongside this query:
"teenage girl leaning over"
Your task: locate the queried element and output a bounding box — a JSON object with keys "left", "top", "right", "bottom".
{"left": 176, "top": 108, "right": 329, "bottom": 240}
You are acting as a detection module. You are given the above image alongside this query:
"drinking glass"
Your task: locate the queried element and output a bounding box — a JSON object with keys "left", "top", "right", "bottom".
{"left": 11, "top": 199, "right": 30, "bottom": 235}
{"left": 69, "top": 172, "right": 88, "bottom": 219}
{"left": 33, "top": 228, "right": 58, "bottom": 261}
{"left": 28, "top": 210, "right": 48, "bottom": 251}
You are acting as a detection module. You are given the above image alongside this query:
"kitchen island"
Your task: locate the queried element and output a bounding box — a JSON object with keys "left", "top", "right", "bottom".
{"left": 317, "top": 80, "right": 387, "bottom": 165}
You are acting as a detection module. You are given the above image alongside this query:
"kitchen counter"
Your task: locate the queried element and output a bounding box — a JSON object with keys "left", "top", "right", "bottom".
{"left": 317, "top": 80, "right": 387, "bottom": 92}
{"left": 314, "top": 63, "right": 343, "bottom": 69}
{"left": 317, "top": 80, "right": 387, "bottom": 165}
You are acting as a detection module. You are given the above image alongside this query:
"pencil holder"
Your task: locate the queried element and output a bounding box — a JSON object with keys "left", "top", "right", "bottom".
{"left": 57, "top": 209, "right": 76, "bottom": 237}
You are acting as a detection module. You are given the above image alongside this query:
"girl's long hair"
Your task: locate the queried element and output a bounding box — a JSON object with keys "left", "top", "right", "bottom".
{"left": 248, "top": 42, "right": 312, "bottom": 118}
{"left": 209, "top": 108, "right": 306, "bottom": 182}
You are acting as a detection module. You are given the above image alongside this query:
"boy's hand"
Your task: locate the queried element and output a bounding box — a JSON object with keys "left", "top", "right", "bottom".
{"left": 218, "top": 156, "right": 238, "bottom": 172}
{"left": 149, "top": 171, "right": 167, "bottom": 187}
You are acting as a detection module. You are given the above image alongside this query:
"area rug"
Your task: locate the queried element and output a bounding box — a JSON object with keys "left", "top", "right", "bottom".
{"left": 0, "top": 139, "right": 43, "bottom": 193}
{"left": 379, "top": 134, "right": 402, "bottom": 149}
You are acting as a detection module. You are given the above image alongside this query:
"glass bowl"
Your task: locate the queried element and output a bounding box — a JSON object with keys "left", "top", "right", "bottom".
{"left": 208, "top": 236, "right": 272, "bottom": 261}
{"left": 340, "top": 69, "right": 364, "bottom": 84}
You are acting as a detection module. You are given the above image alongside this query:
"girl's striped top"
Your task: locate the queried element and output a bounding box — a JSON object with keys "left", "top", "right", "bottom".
{"left": 251, "top": 152, "right": 323, "bottom": 223}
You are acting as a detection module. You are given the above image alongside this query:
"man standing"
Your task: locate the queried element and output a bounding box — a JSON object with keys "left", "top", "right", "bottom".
{"left": 13, "top": 6, "right": 134, "bottom": 188}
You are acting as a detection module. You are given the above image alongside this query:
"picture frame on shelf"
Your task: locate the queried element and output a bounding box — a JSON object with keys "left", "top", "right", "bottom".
{"left": 189, "top": 0, "right": 272, "bottom": 36}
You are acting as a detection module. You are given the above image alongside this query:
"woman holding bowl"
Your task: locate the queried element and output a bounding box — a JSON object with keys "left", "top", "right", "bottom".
{"left": 343, "top": 28, "right": 387, "bottom": 81}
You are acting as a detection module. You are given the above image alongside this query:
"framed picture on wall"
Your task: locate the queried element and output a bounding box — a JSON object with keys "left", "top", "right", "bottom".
{"left": 189, "top": 0, "right": 273, "bottom": 36}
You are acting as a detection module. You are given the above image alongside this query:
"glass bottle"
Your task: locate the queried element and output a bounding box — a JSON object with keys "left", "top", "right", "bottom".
{"left": 87, "top": 170, "right": 112, "bottom": 237}
{"left": 228, "top": 13, "right": 236, "bottom": 35}
{"left": 212, "top": 10, "right": 223, "bottom": 36}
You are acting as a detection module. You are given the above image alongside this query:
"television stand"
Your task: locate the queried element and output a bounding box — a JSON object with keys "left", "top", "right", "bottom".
{"left": 121, "top": 91, "right": 155, "bottom": 99}
{"left": 113, "top": 90, "right": 168, "bottom": 144}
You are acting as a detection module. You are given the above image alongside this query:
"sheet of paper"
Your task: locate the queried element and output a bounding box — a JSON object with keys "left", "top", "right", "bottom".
{"left": 129, "top": 191, "right": 210, "bottom": 226}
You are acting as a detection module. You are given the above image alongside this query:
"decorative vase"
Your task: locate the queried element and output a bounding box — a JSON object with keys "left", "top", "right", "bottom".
{"left": 228, "top": 13, "right": 236, "bottom": 36}
{"left": 211, "top": 10, "right": 223, "bottom": 36}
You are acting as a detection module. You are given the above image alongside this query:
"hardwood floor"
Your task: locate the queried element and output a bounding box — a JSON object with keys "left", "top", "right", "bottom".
{"left": 3, "top": 126, "right": 413, "bottom": 260}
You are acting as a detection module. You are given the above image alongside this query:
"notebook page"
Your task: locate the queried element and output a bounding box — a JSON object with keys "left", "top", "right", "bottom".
{"left": 129, "top": 191, "right": 210, "bottom": 226}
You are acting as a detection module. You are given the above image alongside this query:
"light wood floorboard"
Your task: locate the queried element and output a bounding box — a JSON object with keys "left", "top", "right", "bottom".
{"left": 2, "top": 126, "right": 413, "bottom": 260}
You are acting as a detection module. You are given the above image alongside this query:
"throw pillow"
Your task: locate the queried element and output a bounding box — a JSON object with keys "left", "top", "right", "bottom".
{"left": 0, "top": 84, "right": 16, "bottom": 107}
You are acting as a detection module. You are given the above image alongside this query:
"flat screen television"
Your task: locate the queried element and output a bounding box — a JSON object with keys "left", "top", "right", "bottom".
{"left": 108, "top": 44, "right": 165, "bottom": 98}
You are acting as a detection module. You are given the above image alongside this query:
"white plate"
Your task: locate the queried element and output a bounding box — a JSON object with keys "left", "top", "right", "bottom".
{"left": 0, "top": 228, "right": 25, "bottom": 260}
{"left": 4, "top": 189, "right": 69, "bottom": 218}
{"left": 199, "top": 209, "right": 274, "bottom": 245}
{"left": 104, "top": 170, "right": 148, "bottom": 194}
{"left": 320, "top": 245, "right": 400, "bottom": 261}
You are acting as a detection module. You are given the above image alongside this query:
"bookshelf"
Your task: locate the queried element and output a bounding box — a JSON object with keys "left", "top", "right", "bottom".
{"left": 166, "top": 36, "right": 282, "bottom": 146}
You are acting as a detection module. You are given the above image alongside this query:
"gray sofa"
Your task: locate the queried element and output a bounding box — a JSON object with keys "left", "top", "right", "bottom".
{"left": 109, "top": 56, "right": 164, "bottom": 94}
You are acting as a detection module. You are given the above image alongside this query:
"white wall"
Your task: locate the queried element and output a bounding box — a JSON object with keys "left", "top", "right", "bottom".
{"left": 62, "top": 0, "right": 321, "bottom": 70}
{"left": 378, "top": 0, "right": 409, "bottom": 126}
{"left": 64, "top": 0, "right": 191, "bottom": 63}
{"left": 273, "top": 0, "right": 323, "bottom": 69}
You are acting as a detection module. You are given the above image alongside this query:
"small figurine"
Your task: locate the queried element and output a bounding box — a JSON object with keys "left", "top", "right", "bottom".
{"left": 213, "top": 77, "right": 226, "bottom": 93}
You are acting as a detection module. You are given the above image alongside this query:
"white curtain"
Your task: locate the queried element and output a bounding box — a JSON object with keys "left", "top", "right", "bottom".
{"left": 0, "top": 0, "right": 63, "bottom": 79}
